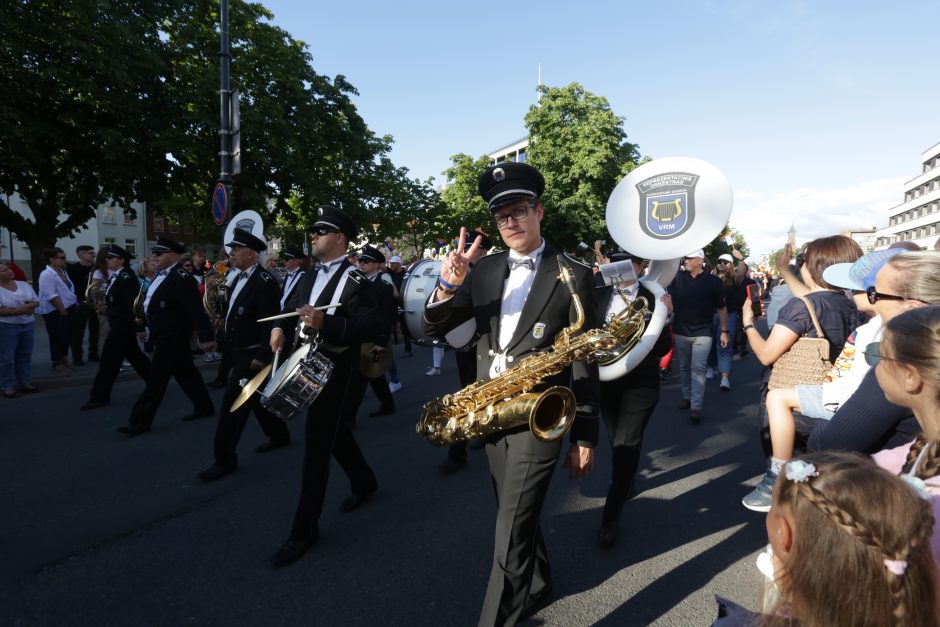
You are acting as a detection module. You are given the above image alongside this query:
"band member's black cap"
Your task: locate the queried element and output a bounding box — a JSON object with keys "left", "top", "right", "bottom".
{"left": 226, "top": 228, "right": 267, "bottom": 252}
{"left": 280, "top": 246, "right": 306, "bottom": 261}
{"left": 106, "top": 244, "right": 135, "bottom": 260}
{"left": 152, "top": 235, "right": 186, "bottom": 255}
{"left": 358, "top": 245, "right": 385, "bottom": 264}
{"left": 313, "top": 205, "right": 358, "bottom": 240}
{"left": 478, "top": 162, "right": 545, "bottom": 211}
{"left": 609, "top": 250, "right": 645, "bottom": 264}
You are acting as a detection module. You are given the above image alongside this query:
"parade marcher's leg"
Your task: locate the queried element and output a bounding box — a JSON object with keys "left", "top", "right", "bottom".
{"left": 367, "top": 374, "right": 395, "bottom": 416}
{"left": 85, "top": 328, "right": 124, "bottom": 407}
{"left": 689, "top": 335, "right": 713, "bottom": 418}
{"left": 170, "top": 336, "right": 214, "bottom": 418}
{"left": 673, "top": 334, "right": 693, "bottom": 409}
{"left": 717, "top": 312, "right": 738, "bottom": 390}
{"left": 479, "top": 431, "right": 561, "bottom": 627}
{"left": 334, "top": 364, "right": 379, "bottom": 509}
{"left": 206, "top": 350, "right": 255, "bottom": 475}
{"left": 87, "top": 307, "right": 100, "bottom": 360}
{"left": 123, "top": 340, "right": 175, "bottom": 432}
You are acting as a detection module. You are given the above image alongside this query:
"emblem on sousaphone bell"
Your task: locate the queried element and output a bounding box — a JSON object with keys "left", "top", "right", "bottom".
{"left": 636, "top": 172, "right": 699, "bottom": 240}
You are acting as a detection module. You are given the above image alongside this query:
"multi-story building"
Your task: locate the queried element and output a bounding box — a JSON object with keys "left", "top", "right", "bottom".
{"left": 875, "top": 140, "right": 940, "bottom": 249}
{"left": 489, "top": 138, "right": 528, "bottom": 165}
{"left": 841, "top": 227, "right": 878, "bottom": 253}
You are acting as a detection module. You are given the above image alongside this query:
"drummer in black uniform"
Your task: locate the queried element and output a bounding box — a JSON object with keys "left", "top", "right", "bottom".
{"left": 279, "top": 246, "right": 307, "bottom": 312}
{"left": 198, "top": 229, "right": 291, "bottom": 481}
{"left": 116, "top": 236, "right": 216, "bottom": 436}
{"left": 80, "top": 244, "right": 151, "bottom": 411}
{"left": 268, "top": 205, "right": 381, "bottom": 566}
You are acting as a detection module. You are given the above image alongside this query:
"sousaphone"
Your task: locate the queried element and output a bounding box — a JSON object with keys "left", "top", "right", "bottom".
{"left": 601, "top": 157, "right": 733, "bottom": 381}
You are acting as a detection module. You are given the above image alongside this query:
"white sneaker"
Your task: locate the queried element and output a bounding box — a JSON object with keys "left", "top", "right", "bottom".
{"left": 425, "top": 367, "right": 441, "bottom": 376}
{"left": 389, "top": 381, "right": 402, "bottom": 393}
{"left": 705, "top": 367, "right": 715, "bottom": 379}
{"left": 720, "top": 377, "right": 731, "bottom": 391}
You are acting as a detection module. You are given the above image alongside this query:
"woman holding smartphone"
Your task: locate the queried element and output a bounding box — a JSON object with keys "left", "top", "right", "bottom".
{"left": 709, "top": 249, "right": 749, "bottom": 391}
{"left": 0, "top": 262, "right": 41, "bottom": 397}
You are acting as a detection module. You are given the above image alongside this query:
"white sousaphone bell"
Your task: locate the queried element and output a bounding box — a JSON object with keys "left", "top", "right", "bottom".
{"left": 601, "top": 157, "right": 733, "bottom": 381}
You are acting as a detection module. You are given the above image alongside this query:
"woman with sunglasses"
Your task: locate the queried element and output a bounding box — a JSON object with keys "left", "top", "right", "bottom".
{"left": 740, "top": 235, "right": 862, "bottom": 510}
{"left": 869, "top": 305, "right": 940, "bottom": 570}
{"left": 805, "top": 251, "right": 940, "bottom": 456}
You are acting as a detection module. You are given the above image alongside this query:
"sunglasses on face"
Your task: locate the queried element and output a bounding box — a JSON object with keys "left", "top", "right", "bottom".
{"left": 866, "top": 286, "right": 907, "bottom": 305}
{"left": 152, "top": 250, "right": 169, "bottom": 257}
{"left": 312, "top": 227, "right": 339, "bottom": 236}
{"left": 863, "top": 341, "right": 905, "bottom": 367}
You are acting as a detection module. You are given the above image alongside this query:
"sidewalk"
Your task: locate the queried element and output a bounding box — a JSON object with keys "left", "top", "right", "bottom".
{"left": 27, "top": 316, "right": 218, "bottom": 391}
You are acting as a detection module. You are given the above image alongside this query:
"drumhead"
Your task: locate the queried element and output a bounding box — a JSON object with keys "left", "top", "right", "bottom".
{"left": 262, "top": 344, "right": 309, "bottom": 398}
{"left": 401, "top": 258, "right": 447, "bottom": 347}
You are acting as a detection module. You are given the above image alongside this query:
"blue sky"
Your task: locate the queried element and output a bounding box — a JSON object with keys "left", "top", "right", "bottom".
{"left": 256, "top": 0, "right": 940, "bottom": 255}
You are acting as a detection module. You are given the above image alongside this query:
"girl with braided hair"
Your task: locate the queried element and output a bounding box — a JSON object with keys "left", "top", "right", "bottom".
{"left": 716, "top": 451, "right": 938, "bottom": 626}
{"left": 870, "top": 304, "right": 940, "bottom": 571}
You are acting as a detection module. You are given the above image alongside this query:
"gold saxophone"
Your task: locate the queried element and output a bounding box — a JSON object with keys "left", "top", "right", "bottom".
{"left": 85, "top": 272, "right": 107, "bottom": 313}
{"left": 416, "top": 255, "right": 648, "bottom": 446}
{"left": 133, "top": 283, "right": 147, "bottom": 324}
{"left": 203, "top": 261, "right": 230, "bottom": 320}
{"left": 594, "top": 289, "right": 649, "bottom": 366}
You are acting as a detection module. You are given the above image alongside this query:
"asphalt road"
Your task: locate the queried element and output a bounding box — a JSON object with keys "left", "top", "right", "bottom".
{"left": 2, "top": 339, "right": 772, "bottom": 626}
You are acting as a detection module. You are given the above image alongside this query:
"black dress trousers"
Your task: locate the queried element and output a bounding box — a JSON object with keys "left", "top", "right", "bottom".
{"left": 88, "top": 318, "right": 150, "bottom": 403}
{"left": 213, "top": 347, "right": 290, "bottom": 468}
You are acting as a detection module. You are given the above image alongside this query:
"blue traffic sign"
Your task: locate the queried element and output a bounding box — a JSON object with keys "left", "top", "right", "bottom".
{"left": 211, "top": 183, "right": 228, "bottom": 225}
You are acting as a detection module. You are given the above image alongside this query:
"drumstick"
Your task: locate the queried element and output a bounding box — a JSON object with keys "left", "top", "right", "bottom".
{"left": 256, "top": 303, "right": 343, "bottom": 323}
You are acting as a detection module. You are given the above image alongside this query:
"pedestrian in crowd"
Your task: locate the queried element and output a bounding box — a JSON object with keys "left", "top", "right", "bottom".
{"left": 595, "top": 250, "right": 673, "bottom": 547}
{"left": 427, "top": 345, "right": 443, "bottom": 376}
{"left": 424, "top": 162, "right": 599, "bottom": 625}
{"left": 264, "top": 256, "right": 283, "bottom": 284}
{"left": 116, "top": 236, "right": 216, "bottom": 436}
{"left": 190, "top": 248, "right": 206, "bottom": 284}
{"left": 387, "top": 255, "right": 411, "bottom": 356}
{"left": 179, "top": 254, "right": 195, "bottom": 275}
{"left": 89, "top": 247, "right": 112, "bottom": 357}
{"left": 66, "top": 244, "right": 100, "bottom": 365}
{"left": 268, "top": 205, "right": 381, "bottom": 567}
{"left": 278, "top": 246, "right": 308, "bottom": 311}
{"left": 4, "top": 260, "right": 27, "bottom": 281}
{"left": 198, "top": 228, "right": 289, "bottom": 482}
{"left": 80, "top": 245, "right": 151, "bottom": 411}
{"left": 668, "top": 249, "right": 728, "bottom": 422}
{"left": 0, "top": 262, "right": 40, "bottom": 397}
{"left": 807, "top": 250, "right": 940, "bottom": 455}
{"left": 716, "top": 451, "right": 939, "bottom": 626}
{"left": 37, "top": 247, "right": 78, "bottom": 373}
{"left": 740, "top": 235, "right": 862, "bottom": 510}
{"left": 707, "top": 249, "right": 748, "bottom": 391}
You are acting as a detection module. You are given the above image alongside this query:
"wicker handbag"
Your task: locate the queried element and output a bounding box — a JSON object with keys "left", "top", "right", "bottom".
{"left": 768, "top": 296, "right": 832, "bottom": 390}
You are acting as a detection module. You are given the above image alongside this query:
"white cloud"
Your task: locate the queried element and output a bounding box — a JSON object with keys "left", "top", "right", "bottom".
{"left": 730, "top": 176, "right": 908, "bottom": 255}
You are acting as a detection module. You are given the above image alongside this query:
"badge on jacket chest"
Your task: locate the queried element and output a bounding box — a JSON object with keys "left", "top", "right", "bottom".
{"left": 532, "top": 323, "right": 546, "bottom": 339}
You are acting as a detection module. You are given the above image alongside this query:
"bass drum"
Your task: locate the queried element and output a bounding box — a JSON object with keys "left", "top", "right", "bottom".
{"left": 401, "top": 258, "right": 447, "bottom": 347}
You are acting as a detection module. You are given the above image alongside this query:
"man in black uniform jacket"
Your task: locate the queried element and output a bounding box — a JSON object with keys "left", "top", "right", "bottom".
{"left": 117, "top": 236, "right": 216, "bottom": 436}
{"left": 198, "top": 229, "right": 291, "bottom": 481}
{"left": 354, "top": 244, "right": 397, "bottom": 418}
{"left": 268, "top": 206, "right": 380, "bottom": 567}
{"left": 279, "top": 246, "right": 307, "bottom": 312}
{"left": 424, "top": 163, "right": 600, "bottom": 626}
{"left": 80, "top": 245, "right": 151, "bottom": 410}
{"left": 594, "top": 251, "right": 673, "bottom": 547}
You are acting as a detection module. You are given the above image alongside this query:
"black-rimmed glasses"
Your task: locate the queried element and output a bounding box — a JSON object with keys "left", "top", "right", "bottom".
{"left": 863, "top": 341, "right": 905, "bottom": 367}
{"left": 494, "top": 202, "right": 533, "bottom": 229}
{"left": 866, "top": 286, "right": 907, "bottom": 305}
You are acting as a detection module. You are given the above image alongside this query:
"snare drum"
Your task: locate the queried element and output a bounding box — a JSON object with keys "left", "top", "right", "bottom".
{"left": 401, "top": 258, "right": 447, "bottom": 347}
{"left": 260, "top": 344, "right": 334, "bottom": 420}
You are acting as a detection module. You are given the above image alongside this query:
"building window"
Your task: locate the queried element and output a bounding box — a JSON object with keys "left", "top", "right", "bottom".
{"left": 154, "top": 215, "right": 165, "bottom": 232}
{"left": 123, "top": 210, "right": 135, "bottom": 225}
{"left": 104, "top": 236, "right": 116, "bottom": 245}
{"left": 518, "top": 150, "right": 527, "bottom": 163}
{"left": 103, "top": 206, "right": 116, "bottom": 224}
{"left": 124, "top": 239, "right": 136, "bottom": 257}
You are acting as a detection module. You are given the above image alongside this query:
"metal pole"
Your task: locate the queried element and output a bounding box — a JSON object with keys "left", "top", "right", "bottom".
{"left": 219, "top": 0, "right": 232, "bottom": 228}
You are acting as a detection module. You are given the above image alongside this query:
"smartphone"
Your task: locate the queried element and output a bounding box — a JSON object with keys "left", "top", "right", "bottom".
{"left": 746, "top": 284, "right": 762, "bottom": 318}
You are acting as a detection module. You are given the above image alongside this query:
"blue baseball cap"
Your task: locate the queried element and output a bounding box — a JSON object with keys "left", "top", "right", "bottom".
{"left": 822, "top": 249, "right": 903, "bottom": 291}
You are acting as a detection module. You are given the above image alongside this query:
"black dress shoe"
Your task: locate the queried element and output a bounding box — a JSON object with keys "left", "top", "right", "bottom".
{"left": 80, "top": 399, "right": 109, "bottom": 411}
{"left": 368, "top": 404, "right": 395, "bottom": 417}
{"left": 197, "top": 463, "right": 237, "bottom": 482}
{"left": 339, "top": 488, "right": 377, "bottom": 513}
{"left": 438, "top": 456, "right": 467, "bottom": 475}
{"left": 270, "top": 535, "right": 318, "bottom": 567}
{"left": 181, "top": 410, "right": 214, "bottom": 421}
{"left": 19, "top": 384, "right": 41, "bottom": 394}
{"left": 207, "top": 380, "right": 227, "bottom": 389}
{"left": 255, "top": 439, "right": 290, "bottom": 454}
{"left": 598, "top": 521, "right": 618, "bottom": 548}
{"left": 520, "top": 586, "right": 554, "bottom": 620}
{"left": 116, "top": 424, "right": 150, "bottom": 436}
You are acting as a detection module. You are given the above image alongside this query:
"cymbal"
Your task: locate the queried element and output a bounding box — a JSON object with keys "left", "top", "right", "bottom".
{"left": 359, "top": 343, "right": 393, "bottom": 378}
{"left": 228, "top": 364, "right": 272, "bottom": 413}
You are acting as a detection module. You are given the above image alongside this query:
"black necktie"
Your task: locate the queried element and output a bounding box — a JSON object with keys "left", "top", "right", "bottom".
{"left": 508, "top": 257, "right": 535, "bottom": 272}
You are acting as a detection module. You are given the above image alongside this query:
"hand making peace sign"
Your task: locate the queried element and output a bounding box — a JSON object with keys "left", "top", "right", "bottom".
{"left": 436, "top": 227, "right": 482, "bottom": 299}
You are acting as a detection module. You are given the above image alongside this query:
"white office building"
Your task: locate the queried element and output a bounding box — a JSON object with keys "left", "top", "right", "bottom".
{"left": 875, "top": 140, "right": 940, "bottom": 249}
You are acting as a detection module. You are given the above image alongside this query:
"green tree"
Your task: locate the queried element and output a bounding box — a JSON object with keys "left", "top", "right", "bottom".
{"left": 438, "top": 153, "right": 494, "bottom": 245}
{"left": 0, "top": 0, "right": 176, "bottom": 278}
{"left": 703, "top": 227, "right": 751, "bottom": 264}
{"left": 525, "top": 83, "right": 642, "bottom": 250}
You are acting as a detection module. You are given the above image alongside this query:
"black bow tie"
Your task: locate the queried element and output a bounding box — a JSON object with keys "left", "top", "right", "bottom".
{"left": 508, "top": 257, "right": 535, "bottom": 272}
{"left": 320, "top": 261, "right": 341, "bottom": 273}
{"left": 234, "top": 272, "right": 247, "bottom": 281}
{"left": 156, "top": 270, "right": 167, "bottom": 277}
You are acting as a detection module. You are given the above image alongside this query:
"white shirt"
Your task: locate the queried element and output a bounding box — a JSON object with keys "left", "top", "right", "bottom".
{"left": 144, "top": 262, "right": 177, "bottom": 313}
{"left": 0, "top": 281, "right": 40, "bottom": 324}
{"left": 37, "top": 265, "right": 77, "bottom": 314}
{"left": 497, "top": 240, "right": 546, "bottom": 351}
{"left": 280, "top": 269, "right": 304, "bottom": 310}
{"left": 307, "top": 256, "right": 345, "bottom": 306}
{"left": 227, "top": 264, "right": 257, "bottom": 320}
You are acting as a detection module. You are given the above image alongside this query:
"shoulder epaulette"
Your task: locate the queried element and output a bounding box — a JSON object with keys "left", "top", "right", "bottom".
{"left": 348, "top": 269, "right": 366, "bottom": 284}
{"left": 176, "top": 267, "right": 189, "bottom": 278}
{"left": 119, "top": 270, "right": 131, "bottom": 280}
{"left": 259, "top": 270, "right": 273, "bottom": 283}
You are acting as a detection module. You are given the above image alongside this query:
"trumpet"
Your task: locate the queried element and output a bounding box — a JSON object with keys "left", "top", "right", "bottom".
{"left": 203, "top": 261, "right": 230, "bottom": 320}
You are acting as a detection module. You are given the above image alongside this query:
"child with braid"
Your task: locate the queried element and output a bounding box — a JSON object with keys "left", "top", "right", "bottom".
{"left": 715, "top": 451, "right": 938, "bottom": 626}
{"left": 871, "top": 305, "right": 940, "bottom": 569}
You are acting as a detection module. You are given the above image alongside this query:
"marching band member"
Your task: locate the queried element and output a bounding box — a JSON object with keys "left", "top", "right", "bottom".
{"left": 279, "top": 246, "right": 307, "bottom": 311}
{"left": 197, "top": 228, "right": 290, "bottom": 481}
{"left": 268, "top": 206, "right": 381, "bottom": 567}
{"left": 116, "top": 236, "right": 216, "bottom": 436}
{"left": 424, "top": 163, "right": 600, "bottom": 626}
{"left": 594, "top": 251, "right": 672, "bottom": 547}
{"left": 80, "top": 245, "right": 151, "bottom": 411}
{"left": 355, "top": 244, "right": 398, "bottom": 418}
